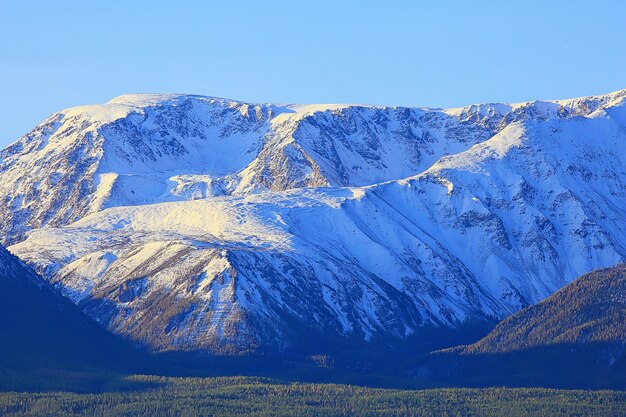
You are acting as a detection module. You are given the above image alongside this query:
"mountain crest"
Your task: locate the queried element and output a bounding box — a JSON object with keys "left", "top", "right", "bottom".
{"left": 3, "top": 89, "right": 626, "bottom": 355}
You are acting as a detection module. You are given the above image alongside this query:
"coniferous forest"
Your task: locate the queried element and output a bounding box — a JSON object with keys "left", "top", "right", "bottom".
{"left": 1, "top": 376, "right": 625, "bottom": 417}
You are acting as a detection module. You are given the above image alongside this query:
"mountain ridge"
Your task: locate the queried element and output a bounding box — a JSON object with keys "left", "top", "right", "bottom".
{"left": 3, "top": 88, "right": 625, "bottom": 245}
{"left": 3, "top": 88, "right": 626, "bottom": 356}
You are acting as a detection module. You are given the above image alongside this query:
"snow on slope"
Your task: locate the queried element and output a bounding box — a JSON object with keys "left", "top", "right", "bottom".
{"left": 9, "top": 90, "right": 626, "bottom": 352}
{"left": 0, "top": 95, "right": 282, "bottom": 244}
{"left": 1, "top": 90, "right": 590, "bottom": 245}
{"left": 0, "top": 245, "right": 40, "bottom": 285}
{"left": 4, "top": 89, "right": 626, "bottom": 354}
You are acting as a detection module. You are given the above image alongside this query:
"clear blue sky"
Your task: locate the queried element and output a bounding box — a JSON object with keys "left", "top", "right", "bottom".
{"left": 2, "top": 0, "right": 626, "bottom": 147}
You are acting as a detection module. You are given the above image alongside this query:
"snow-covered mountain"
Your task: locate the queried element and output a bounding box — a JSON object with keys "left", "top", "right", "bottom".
{"left": 3, "top": 90, "right": 626, "bottom": 354}
{"left": 0, "top": 94, "right": 506, "bottom": 245}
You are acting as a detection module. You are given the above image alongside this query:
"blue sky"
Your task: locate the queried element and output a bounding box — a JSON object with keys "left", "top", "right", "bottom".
{"left": 2, "top": 0, "right": 626, "bottom": 147}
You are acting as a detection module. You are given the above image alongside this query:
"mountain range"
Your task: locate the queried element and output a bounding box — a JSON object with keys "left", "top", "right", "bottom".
{"left": 2, "top": 90, "right": 626, "bottom": 357}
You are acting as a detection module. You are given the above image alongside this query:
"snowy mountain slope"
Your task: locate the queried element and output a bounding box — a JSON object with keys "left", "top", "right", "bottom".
{"left": 4, "top": 90, "right": 623, "bottom": 246}
{"left": 0, "top": 243, "right": 41, "bottom": 286}
{"left": 8, "top": 90, "right": 626, "bottom": 354}
{"left": 0, "top": 95, "right": 279, "bottom": 245}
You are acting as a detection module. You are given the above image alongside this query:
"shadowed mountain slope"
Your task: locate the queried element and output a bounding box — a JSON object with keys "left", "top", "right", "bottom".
{"left": 413, "top": 264, "right": 626, "bottom": 389}
{"left": 0, "top": 246, "right": 140, "bottom": 391}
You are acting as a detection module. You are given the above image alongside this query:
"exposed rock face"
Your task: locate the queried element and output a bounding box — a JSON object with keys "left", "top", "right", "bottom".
{"left": 3, "top": 90, "right": 626, "bottom": 354}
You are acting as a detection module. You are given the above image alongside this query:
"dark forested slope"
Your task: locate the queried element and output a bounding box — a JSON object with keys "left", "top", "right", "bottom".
{"left": 466, "top": 264, "right": 626, "bottom": 353}
{"left": 413, "top": 264, "right": 626, "bottom": 389}
{"left": 0, "top": 246, "right": 139, "bottom": 391}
